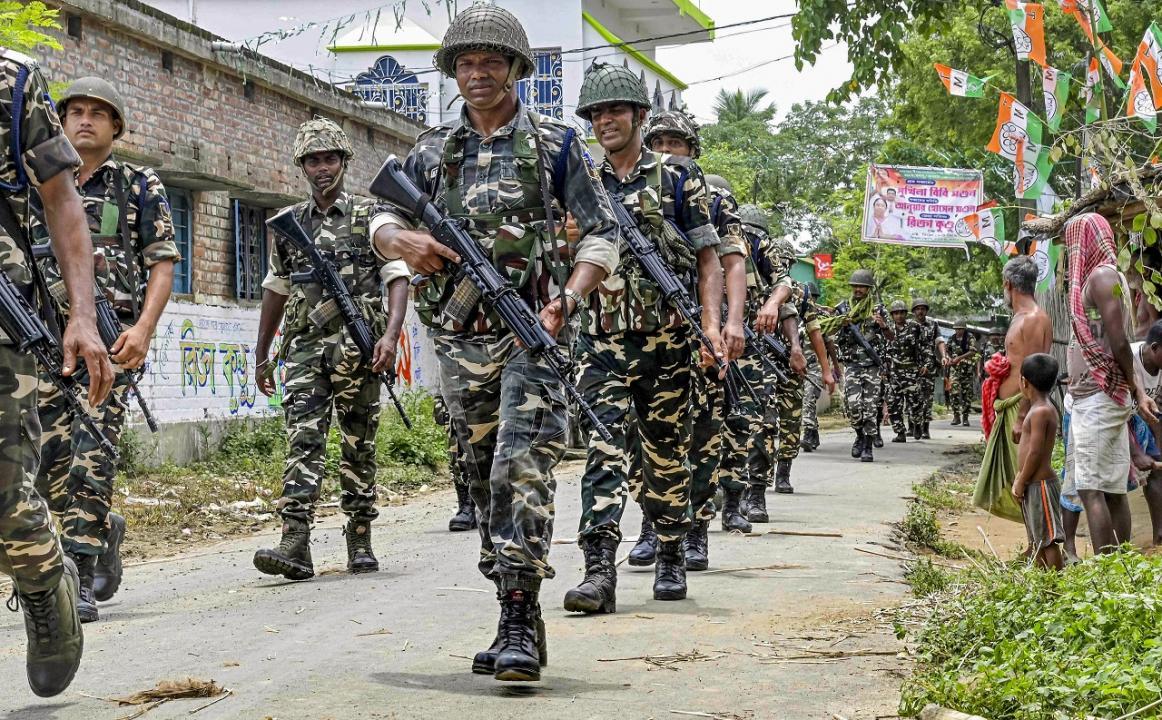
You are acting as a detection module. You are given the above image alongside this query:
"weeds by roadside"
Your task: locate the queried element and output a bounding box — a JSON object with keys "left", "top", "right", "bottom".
{"left": 898, "top": 454, "right": 984, "bottom": 564}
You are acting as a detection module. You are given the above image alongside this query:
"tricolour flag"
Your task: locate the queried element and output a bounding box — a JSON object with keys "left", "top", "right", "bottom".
{"left": 934, "top": 64, "right": 989, "bottom": 97}
{"left": 1060, "top": 0, "right": 1112, "bottom": 33}
{"left": 963, "top": 208, "right": 1008, "bottom": 261}
{"left": 1009, "top": 3, "right": 1047, "bottom": 67}
{"left": 987, "top": 92, "right": 1043, "bottom": 163}
{"left": 1013, "top": 137, "right": 1055, "bottom": 201}
{"left": 1137, "top": 22, "right": 1162, "bottom": 106}
{"left": 1127, "top": 59, "right": 1158, "bottom": 132}
{"left": 1070, "top": 8, "right": 1126, "bottom": 88}
{"left": 1042, "top": 66, "right": 1071, "bottom": 131}
{"left": 1084, "top": 56, "right": 1103, "bottom": 123}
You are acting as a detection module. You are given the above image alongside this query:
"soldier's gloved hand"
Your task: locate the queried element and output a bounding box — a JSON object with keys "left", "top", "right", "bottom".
{"left": 386, "top": 229, "right": 460, "bottom": 275}
{"left": 372, "top": 333, "right": 398, "bottom": 374}
{"left": 63, "top": 317, "right": 114, "bottom": 406}
{"left": 790, "top": 347, "right": 807, "bottom": 376}
{"left": 256, "top": 358, "right": 277, "bottom": 397}
{"left": 723, "top": 318, "right": 745, "bottom": 362}
{"left": 111, "top": 324, "right": 152, "bottom": 370}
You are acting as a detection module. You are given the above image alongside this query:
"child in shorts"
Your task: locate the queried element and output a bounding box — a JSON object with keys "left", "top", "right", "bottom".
{"left": 1013, "top": 353, "right": 1065, "bottom": 570}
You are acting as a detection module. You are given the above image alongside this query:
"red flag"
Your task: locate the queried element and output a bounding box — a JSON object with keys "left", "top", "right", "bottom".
{"left": 813, "top": 254, "right": 833, "bottom": 279}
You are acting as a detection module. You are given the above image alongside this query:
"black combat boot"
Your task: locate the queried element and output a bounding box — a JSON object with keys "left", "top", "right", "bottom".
{"left": 720, "top": 486, "right": 752, "bottom": 533}
{"left": 563, "top": 536, "right": 618, "bottom": 614}
{"left": 627, "top": 515, "right": 657, "bottom": 567}
{"left": 494, "top": 589, "right": 542, "bottom": 682}
{"left": 745, "top": 484, "right": 769, "bottom": 523}
{"left": 344, "top": 519, "right": 379, "bottom": 574}
{"left": 873, "top": 427, "right": 884, "bottom": 448}
{"left": 653, "top": 540, "right": 687, "bottom": 601}
{"left": 13, "top": 556, "right": 84, "bottom": 697}
{"left": 800, "top": 428, "right": 815, "bottom": 452}
{"left": 861, "top": 437, "right": 875, "bottom": 462}
{"left": 912, "top": 422, "right": 923, "bottom": 440}
{"left": 952, "top": 410, "right": 962, "bottom": 426}
{"left": 851, "top": 431, "right": 865, "bottom": 458}
{"left": 448, "top": 483, "right": 476, "bottom": 532}
{"left": 962, "top": 414, "right": 971, "bottom": 428}
{"left": 472, "top": 590, "right": 547, "bottom": 675}
{"left": 71, "top": 555, "right": 98, "bottom": 624}
{"left": 922, "top": 422, "right": 931, "bottom": 439}
{"left": 684, "top": 521, "right": 709, "bottom": 571}
{"left": 253, "top": 518, "right": 314, "bottom": 580}
{"left": 774, "top": 460, "right": 794, "bottom": 494}
{"left": 808, "top": 428, "right": 821, "bottom": 450}
{"left": 93, "top": 512, "right": 125, "bottom": 603}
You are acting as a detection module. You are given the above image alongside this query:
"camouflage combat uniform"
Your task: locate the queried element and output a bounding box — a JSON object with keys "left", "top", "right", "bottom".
{"left": 577, "top": 148, "right": 716, "bottom": 546}
{"left": 31, "top": 157, "right": 177, "bottom": 557}
{"left": 381, "top": 101, "right": 618, "bottom": 591}
{"left": 832, "top": 305, "right": 889, "bottom": 438}
{"left": 914, "top": 318, "right": 942, "bottom": 423}
{"left": 885, "top": 316, "right": 924, "bottom": 435}
{"left": 0, "top": 52, "right": 81, "bottom": 597}
{"left": 947, "top": 331, "right": 979, "bottom": 419}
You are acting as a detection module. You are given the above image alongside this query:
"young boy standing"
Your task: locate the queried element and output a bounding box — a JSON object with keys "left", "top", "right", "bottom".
{"left": 1012, "top": 353, "right": 1066, "bottom": 570}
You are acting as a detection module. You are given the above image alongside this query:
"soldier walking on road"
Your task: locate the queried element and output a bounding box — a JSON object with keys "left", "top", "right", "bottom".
{"left": 252, "top": 118, "right": 409, "bottom": 581}
{"left": 799, "top": 284, "right": 830, "bottom": 453}
{"left": 371, "top": 6, "right": 619, "bottom": 682}
{"left": 0, "top": 48, "right": 114, "bottom": 697}
{"left": 884, "top": 300, "right": 923, "bottom": 443}
{"left": 30, "top": 77, "right": 178, "bottom": 623}
{"left": 911, "top": 298, "right": 947, "bottom": 438}
{"left": 565, "top": 62, "right": 725, "bottom": 613}
{"left": 946, "top": 319, "right": 980, "bottom": 426}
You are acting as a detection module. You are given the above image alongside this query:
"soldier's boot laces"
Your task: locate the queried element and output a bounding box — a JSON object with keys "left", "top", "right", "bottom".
{"left": 775, "top": 460, "right": 794, "bottom": 494}
{"left": 494, "top": 590, "right": 542, "bottom": 682}
{"left": 472, "top": 592, "right": 547, "bottom": 675}
{"left": 892, "top": 430, "right": 908, "bottom": 443}
{"left": 745, "top": 484, "right": 769, "bottom": 523}
{"left": 563, "top": 536, "right": 618, "bottom": 614}
{"left": 684, "top": 521, "right": 710, "bottom": 571}
{"left": 627, "top": 515, "right": 657, "bottom": 567}
{"left": 720, "top": 486, "right": 752, "bottom": 533}
{"left": 253, "top": 519, "right": 314, "bottom": 580}
{"left": 861, "top": 437, "right": 875, "bottom": 463}
{"left": 72, "top": 555, "right": 98, "bottom": 624}
{"left": 344, "top": 520, "right": 379, "bottom": 574}
{"left": 922, "top": 422, "right": 932, "bottom": 439}
{"left": 8, "top": 556, "right": 84, "bottom": 697}
{"left": 93, "top": 512, "right": 126, "bottom": 602}
{"left": 873, "top": 427, "right": 885, "bottom": 448}
{"left": 653, "top": 540, "right": 688, "bottom": 601}
{"left": 851, "top": 431, "right": 865, "bottom": 459}
{"left": 448, "top": 484, "right": 477, "bottom": 532}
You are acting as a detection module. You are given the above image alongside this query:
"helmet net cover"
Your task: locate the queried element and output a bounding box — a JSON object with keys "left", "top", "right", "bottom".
{"left": 293, "top": 117, "right": 355, "bottom": 166}
{"left": 576, "top": 62, "right": 651, "bottom": 120}
{"left": 642, "top": 110, "right": 701, "bottom": 158}
{"left": 433, "top": 4, "right": 535, "bottom": 80}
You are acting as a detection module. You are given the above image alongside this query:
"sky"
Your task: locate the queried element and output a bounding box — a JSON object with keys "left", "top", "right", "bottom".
{"left": 656, "top": 0, "right": 853, "bottom": 125}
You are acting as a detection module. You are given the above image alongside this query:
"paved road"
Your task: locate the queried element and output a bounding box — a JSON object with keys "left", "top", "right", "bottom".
{"left": 1, "top": 423, "right": 975, "bottom": 719}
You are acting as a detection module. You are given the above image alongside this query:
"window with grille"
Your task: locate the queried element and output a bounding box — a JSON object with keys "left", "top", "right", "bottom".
{"left": 517, "top": 48, "right": 563, "bottom": 120}
{"left": 169, "top": 189, "right": 193, "bottom": 294}
{"left": 233, "top": 201, "right": 268, "bottom": 301}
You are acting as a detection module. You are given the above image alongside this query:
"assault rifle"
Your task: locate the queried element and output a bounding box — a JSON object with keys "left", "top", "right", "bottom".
{"left": 266, "top": 209, "right": 412, "bottom": 430}
{"left": 0, "top": 272, "right": 118, "bottom": 460}
{"left": 368, "top": 156, "right": 612, "bottom": 442}
{"left": 94, "top": 296, "right": 159, "bottom": 432}
{"left": 757, "top": 330, "right": 823, "bottom": 392}
{"left": 835, "top": 299, "right": 883, "bottom": 368}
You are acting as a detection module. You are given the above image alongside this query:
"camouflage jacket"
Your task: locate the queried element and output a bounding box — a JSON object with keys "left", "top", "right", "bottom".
{"left": 264, "top": 192, "right": 388, "bottom": 344}
{"left": 588, "top": 149, "right": 718, "bottom": 335}
{"left": 948, "top": 332, "right": 979, "bottom": 365}
{"left": 707, "top": 185, "right": 746, "bottom": 259}
{"left": 31, "top": 156, "right": 178, "bottom": 320}
{"left": 0, "top": 52, "right": 81, "bottom": 305}
{"left": 834, "top": 298, "right": 890, "bottom": 368}
{"left": 915, "top": 319, "right": 942, "bottom": 371}
{"left": 886, "top": 318, "right": 923, "bottom": 369}
{"left": 377, "top": 102, "right": 618, "bottom": 335}
{"left": 741, "top": 227, "right": 790, "bottom": 311}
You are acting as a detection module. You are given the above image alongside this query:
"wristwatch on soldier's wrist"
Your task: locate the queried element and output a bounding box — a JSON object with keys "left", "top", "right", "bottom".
{"left": 562, "top": 288, "right": 585, "bottom": 311}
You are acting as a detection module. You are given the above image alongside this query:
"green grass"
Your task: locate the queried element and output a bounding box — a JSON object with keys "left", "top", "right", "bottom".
{"left": 899, "top": 550, "right": 1162, "bottom": 720}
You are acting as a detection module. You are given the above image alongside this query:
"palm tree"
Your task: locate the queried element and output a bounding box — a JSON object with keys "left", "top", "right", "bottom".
{"left": 712, "top": 88, "right": 776, "bottom": 125}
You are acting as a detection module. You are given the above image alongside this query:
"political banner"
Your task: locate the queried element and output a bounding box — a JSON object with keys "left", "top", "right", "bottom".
{"left": 813, "top": 254, "right": 834, "bottom": 279}
{"left": 863, "top": 165, "right": 984, "bottom": 249}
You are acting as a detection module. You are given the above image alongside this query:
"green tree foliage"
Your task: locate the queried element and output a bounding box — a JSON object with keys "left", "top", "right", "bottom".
{"left": 710, "top": 88, "right": 776, "bottom": 125}
{"left": 0, "top": 2, "right": 62, "bottom": 52}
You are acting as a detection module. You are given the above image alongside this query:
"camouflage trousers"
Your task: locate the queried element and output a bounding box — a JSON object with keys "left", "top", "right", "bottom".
{"left": 801, "top": 357, "right": 823, "bottom": 432}
{"left": 433, "top": 331, "right": 566, "bottom": 592}
{"left": 948, "top": 364, "right": 976, "bottom": 416}
{"left": 35, "top": 365, "right": 130, "bottom": 557}
{"left": 279, "top": 335, "right": 381, "bottom": 524}
{"left": 0, "top": 345, "right": 63, "bottom": 594}
{"left": 433, "top": 395, "right": 466, "bottom": 488}
{"left": 750, "top": 362, "right": 804, "bottom": 485}
{"left": 844, "top": 363, "right": 882, "bottom": 435}
{"left": 720, "top": 354, "right": 763, "bottom": 493}
{"left": 578, "top": 327, "right": 693, "bottom": 544}
{"left": 885, "top": 365, "right": 923, "bottom": 434}
{"left": 917, "top": 372, "right": 936, "bottom": 422}
{"left": 688, "top": 367, "right": 727, "bottom": 523}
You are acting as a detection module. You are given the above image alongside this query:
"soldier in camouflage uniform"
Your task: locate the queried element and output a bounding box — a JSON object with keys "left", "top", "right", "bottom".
{"left": 823, "top": 269, "right": 892, "bottom": 462}
{"left": 1, "top": 48, "right": 115, "bottom": 697}
{"left": 946, "top": 319, "right": 979, "bottom": 426}
{"left": 799, "top": 284, "right": 828, "bottom": 452}
{"left": 884, "top": 300, "right": 923, "bottom": 443}
{"left": 435, "top": 392, "right": 475, "bottom": 532}
{"left": 562, "top": 62, "right": 724, "bottom": 614}
{"left": 371, "top": 6, "right": 619, "bottom": 682}
{"left": 911, "top": 298, "right": 947, "bottom": 439}
{"left": 29, "top": 78, "right": 178, "bottom": 623}
{"left": 252, "top": 118, "right": 409, "bottom": 583}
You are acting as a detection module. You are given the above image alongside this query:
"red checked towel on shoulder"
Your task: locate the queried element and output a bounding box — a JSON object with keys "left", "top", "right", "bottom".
{"left": 981, "top": 352, "right": 1010, "bottom": 440}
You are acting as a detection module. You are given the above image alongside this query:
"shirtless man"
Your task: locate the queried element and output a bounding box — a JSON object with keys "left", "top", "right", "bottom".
{"left": 1001, "top": 256, "right": 1053, "bottom": 438}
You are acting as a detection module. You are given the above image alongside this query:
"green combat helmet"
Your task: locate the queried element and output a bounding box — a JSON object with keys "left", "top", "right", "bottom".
{"left": 737, "top": 204, "right": 769, "bottom": 234}
{"left": 433, "top": 3, "right": 534, "bottom": 79}
{"left": 704, "top": 174, "right": 732, "bottom": 193}
{"left": 292, "top": 117, "right": 354, "bottom": 166}
{"left": 890, "top": 300, "right": 908, "bottom": 313}
{"left": 849, "top": 269, "right": 874, "bottom": 287}
{"left": 576, "top": 62, "right": 650, "bottom": 121}
{"left": 642, "top": 109, "right": 701, "bottom": 158}
{"left": 911, "top": 297, "right": 930, "bottom": 311}
{"left": 953, "top": 318, "right": 968, "bottom": 330}
{"left": 58, "top": 76, "right": 126, "bottom": 139}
